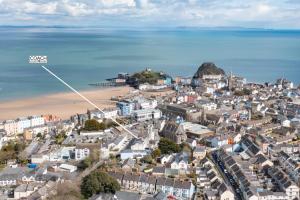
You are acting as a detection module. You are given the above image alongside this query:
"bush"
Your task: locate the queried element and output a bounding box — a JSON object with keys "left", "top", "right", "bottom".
{"left": 81, "top": 171, "right": 120, "bottom": 198}
{"left": 158, "top": 138, "right": 180, "bottom": 154}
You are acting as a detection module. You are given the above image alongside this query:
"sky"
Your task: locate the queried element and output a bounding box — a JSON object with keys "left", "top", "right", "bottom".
{"left": 0, "top": 0, "right": 299, "bottom": 29}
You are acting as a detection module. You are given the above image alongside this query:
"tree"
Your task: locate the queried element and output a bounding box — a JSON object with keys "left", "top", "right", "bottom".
{"left": 78, "top": 157, "right": 92, "bottom": 170}
{"left": 17, "top": 151, "right": 28, "bottom": 165}
{"left": 0, "top": 141, "right": 26, "bottom": 163}
{"left": 14, "top": 142, "right": 26, "bottom": 153}
{"left": 81, "top": 171, "right": 120, "bottom": 198}
{"left": 242, "top": 88, "right": 252, "bottom": 95}
{"left": 158, "top": 138, "right": 180, "bottom": 154}
{"left": 180, "top": 143, "right": 193, "bottom": 162}
{"left": 49, "top": 181, "right": 82, "bottom": 200}
{"left": 90, "top": 149, "right": 100, "bottom": 163}
{"left": 151, "top": 149, "right": 161, "bottom": 159}
{"left": 84, "top": 119, "right": 104, "bottom": 131}
{"left": 140, "top": 155, "right": 153, "bottom": 164}
{"left": 55, "top": 132, "right": 67, "bottom": 145}
{"left": 234, "top": 88, "right": 252, "bottom": 96}
{"left": 36, "top": 132, "right": 42, "bottom": 138}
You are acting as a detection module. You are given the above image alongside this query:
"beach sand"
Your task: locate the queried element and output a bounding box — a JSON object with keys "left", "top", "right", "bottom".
{"left": 0, "top": 86, "right": 132, "bottom": 121}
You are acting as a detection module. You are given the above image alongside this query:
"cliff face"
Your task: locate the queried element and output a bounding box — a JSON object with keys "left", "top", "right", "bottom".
{"left": 193, "top": 62, "right": 225, "bottom": 78}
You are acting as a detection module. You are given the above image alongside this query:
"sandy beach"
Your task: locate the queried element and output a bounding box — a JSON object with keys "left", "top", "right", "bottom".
{"left": 0, "top": 86, "right": 132, "bottom": 121}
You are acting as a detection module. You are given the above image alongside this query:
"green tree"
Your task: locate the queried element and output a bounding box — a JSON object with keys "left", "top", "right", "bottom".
{"left": 234, "top": 88, "right": 252, "bottom": 96}
{"left": 140, "top": 155, "right": 153, "bottom": 164}
{"left": 0, "top": 141, "right": 27, "bottom": 165}
{"left": 151, "top": 149, "right": 161, "bottom": 159}
{"left": 158, "top": 138, "right": 180, "bottom": 154}
{"left": 81, "top": 171, "right": 120, "bottom": 198}
{"left": 84, "top": 119, "right": 104, "bottom": 131}
{"left": 78, "top": 157, "right": 92, "bottom": 170}
{"left": 55, "top": 132, "right": 67, "bottom": 145}
{"left": 242, "top": 88, "right": 252, "bottom": 95}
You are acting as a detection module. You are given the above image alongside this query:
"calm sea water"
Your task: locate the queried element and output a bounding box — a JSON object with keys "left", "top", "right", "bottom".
{"left": 0, "top": 27, "right": 300, "bottom": 101}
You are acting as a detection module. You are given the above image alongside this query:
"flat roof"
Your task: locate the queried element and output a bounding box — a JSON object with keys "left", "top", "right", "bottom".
{"left": 180, "top": 122, "right": 212, "bottom": 135}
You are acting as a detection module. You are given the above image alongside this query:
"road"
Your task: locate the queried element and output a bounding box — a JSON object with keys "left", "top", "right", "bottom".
{"left": 211, "top": 151, "right": 243, "bottom": 200}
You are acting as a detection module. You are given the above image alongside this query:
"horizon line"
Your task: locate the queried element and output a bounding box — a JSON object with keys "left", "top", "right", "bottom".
{"left": 1, "top": 25, "right": 300, "bottom": 31}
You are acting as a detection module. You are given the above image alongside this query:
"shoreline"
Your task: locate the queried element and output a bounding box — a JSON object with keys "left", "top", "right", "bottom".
{"left": 0, "top": 86, "right": 132, "bottom": 121}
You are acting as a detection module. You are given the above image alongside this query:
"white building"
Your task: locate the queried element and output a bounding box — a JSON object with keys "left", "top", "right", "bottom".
{"left": 102, "top": 108, "right": 118, "bottom": 119}
{"left": 170, "top": 153, "right": 189, "bottom": 170}
{"left": 16, "top": 117, "right": 31, "bottom": 133}
{"left": 29, "top": 115, "right": 45, "bottom": 127}
{"left": 75, "top": 143, "right": 100, "bottom": 161}
{"left": 24, "top": 125, "right": 49, "bottom": 136}
{"left": 138, "top": 84, "right": 168, "bottom": 91}
{"left": 268, "top": 167, "right": 299, "bottom": 200}
{"left": 120, "top": 149, "right": 148, "bottom": 160}
{"left": 0, "top": 130, "right": 7, "bottom": 150}
{"left": 134, "top": 98, "right": 158, "bottom": 109}
{"left": 75, "top": 148, "right": 90, "bottom": 161}
{"left": 3, "top": 120, "right": 18, "bottom": 136}
{"left": 108, "top": 135, "right": 128, "bottom": 151}
{"left": 80, "top": 130, "right": 104, "bottom": 137}
{"left": 219, "top": 184, "right": 235, "bottom": 200}
{"left": 257, "top": 191, "right": 288, "bottom": 200}
{"left": 49, "top": 146, "right": 75, "bottom": 162}
{"left": 132, "top": 109, "right": 162, "bottom": 122}
{"left": 202, "top": 74, "right": 223, "bottom": 80}
{"left": 31, "top": 154, "right": 49, "bottom": 164}
{"left": 89, "top": 108, "right": 118, "bottom": 119}
{"left": 59, "top": 164, "right": 77, "bottom": 173}
{"left": 198, "top": 100, "right": 217, "bottom": 110}
{"left": 130, "top": 139, "right": 149, "bottom": 151}
{"left": 171, "top": 159, "right": 188, "bottom": 170}
{"left": 282, "top": 119, "right": 291, "bottom": 127}
{"left": 161, "top": 154, "right": 174, "bottom": 164}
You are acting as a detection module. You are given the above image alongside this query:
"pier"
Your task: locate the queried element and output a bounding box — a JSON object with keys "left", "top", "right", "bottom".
{"left": 88, "top": 81, "right": 126, "bottom": 87}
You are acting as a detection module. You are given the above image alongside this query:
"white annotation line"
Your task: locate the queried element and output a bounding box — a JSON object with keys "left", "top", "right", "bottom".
{"left": 41, "top": 65, "right": 138, "bottom": 139}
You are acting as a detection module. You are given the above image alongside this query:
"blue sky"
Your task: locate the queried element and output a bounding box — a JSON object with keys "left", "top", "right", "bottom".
{"left": 0, "top": 0, "right": 299, "bottom": 29}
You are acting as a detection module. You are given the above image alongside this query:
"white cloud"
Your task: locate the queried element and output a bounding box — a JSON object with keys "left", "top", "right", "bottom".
{"left": 23, "top": 1, "right": 57, "bottom": 14}
{"left": 98, "top": 0, "right": 136, "bottom": 7}
{"left": 0, "top": 0, "right": 299, "bottom": 28}
{"left": 256, "top": 4, "right": 272, "bottom": 14}
{"left": 60, "top": 0, "right": 93, "bottom": 16}
{"left": 0, "top": 0, "right": 58, "bottom": 15}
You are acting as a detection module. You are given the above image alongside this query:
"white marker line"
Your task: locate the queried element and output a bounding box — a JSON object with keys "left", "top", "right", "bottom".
{"left": 41, "top": 65, "right": 138, "bottom": 139}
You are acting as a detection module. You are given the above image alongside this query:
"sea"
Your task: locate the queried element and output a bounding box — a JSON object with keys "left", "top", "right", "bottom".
{"left": 0, "top": 27, "right": 300, "bottom": 101}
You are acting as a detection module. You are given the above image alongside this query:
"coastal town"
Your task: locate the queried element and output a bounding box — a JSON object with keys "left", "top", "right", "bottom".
{"left": 0, "top": 62, "right": 299, "bottom": 200}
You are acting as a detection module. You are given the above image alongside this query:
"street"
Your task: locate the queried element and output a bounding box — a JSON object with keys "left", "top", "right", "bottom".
{"left": 211, "top": 152, "right": 243, "bottom": 200}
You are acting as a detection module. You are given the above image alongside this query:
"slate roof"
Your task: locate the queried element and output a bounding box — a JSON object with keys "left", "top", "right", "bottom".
{"left": 156, "top": 177, "right": 166, "bottom": 186}
{"left": 152, "top": 166, "right": 165, "bottom": 174}
{"left": 165, "top": 178, "right": 174, "bottom": 187}
{"left": 123, "top": 173, "right": 140, "bottom": 182}
{"left": 107, "top": 171, "right": 124, "bottom": 181}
